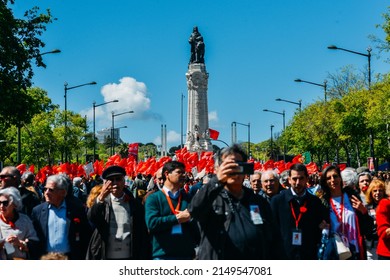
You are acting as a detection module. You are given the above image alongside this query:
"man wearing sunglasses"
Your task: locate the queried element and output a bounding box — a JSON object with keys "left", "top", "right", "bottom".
{"left": 0, "top": 166, "right": 40, "bottom": 217}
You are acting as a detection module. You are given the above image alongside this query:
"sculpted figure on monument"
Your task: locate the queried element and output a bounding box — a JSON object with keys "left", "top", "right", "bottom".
{"left": 189, "top": 26, "right": 205, "bottom": 64}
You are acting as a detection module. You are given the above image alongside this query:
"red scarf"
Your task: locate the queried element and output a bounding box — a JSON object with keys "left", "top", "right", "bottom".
{"left": 0, "top": 214, "right": 16, "bottom": 229}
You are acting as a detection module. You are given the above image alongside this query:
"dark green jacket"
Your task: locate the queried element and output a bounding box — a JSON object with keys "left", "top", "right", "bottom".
{"left": 145, "top": 189, "right": 199, "bottom": 259}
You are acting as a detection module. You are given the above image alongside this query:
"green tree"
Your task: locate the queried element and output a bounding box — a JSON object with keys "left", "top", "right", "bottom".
{"left": 0, "top": 1, "right": 54, "bottom": 125}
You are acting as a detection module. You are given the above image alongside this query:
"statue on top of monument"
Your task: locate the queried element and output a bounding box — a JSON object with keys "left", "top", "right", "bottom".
{"left": 189, "top": 26, "right": 205, "bottom": 64}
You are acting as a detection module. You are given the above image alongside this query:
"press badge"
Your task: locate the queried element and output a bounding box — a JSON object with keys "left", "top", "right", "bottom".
{"left": 250, "top": 205, "right": 263, "bottom": 225}
{"left": 292, "top": 229, "right": 302, "bottom": 245}
{"left": 171, "top": 224, "right": 183, "bottom": 235}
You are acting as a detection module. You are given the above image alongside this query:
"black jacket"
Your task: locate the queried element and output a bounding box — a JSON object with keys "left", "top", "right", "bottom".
{"left": 31, "top": 196, "right": 92, "bottom": 260}
{"left": 270, "top": 189, "right": 328, "bottom": 259}
{"left": 188, "top": 177, "right": 276, "bottom": 260}
{"left": 86, "top": 189, "right": 151, "bottom": 259}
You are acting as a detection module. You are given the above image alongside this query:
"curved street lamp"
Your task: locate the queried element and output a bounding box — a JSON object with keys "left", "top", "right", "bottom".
{"left": 64, "top": 81, "right": 97, "bottom": 162}
{"left": 111, "top": 110, "right": 134, "bottom": 155}
{"left": 92, "top": 99, "right": 118, "bottom": 162}
{"left": 328, "top": 44, "right": 374, "bottom": 168}
{"left": 16, "top": 49, "right": 62, "bottom": 164}
{"left": 275, "top": 98, "right": 302, "bottom": 112}
{"left": 294, "top": 78, "right": 327, "bottom": 102}
{"left": 263, "top": 109, "right": 286, "bottom": 161}
{"left": 231, "top": 121, "right": 251, "bottom": 156}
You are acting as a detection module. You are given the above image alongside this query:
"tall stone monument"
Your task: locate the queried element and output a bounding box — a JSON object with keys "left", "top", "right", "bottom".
{"left": 185, "top": 26, "right": 213, "bottom": 153}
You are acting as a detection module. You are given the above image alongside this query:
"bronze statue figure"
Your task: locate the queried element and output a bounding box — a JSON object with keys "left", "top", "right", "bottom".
{"left": 189, "top": 26, "right": 205, "bottom": 64}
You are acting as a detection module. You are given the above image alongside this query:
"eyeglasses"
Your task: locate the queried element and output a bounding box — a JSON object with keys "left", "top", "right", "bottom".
{"left": 0, "top": 175, "right": 13, "bottom": 180}
{"left": 43, "top": 187, "right": 59, "bottom": 193}
{"left": 0, "top": 200, "right": 9, "bottom": 207}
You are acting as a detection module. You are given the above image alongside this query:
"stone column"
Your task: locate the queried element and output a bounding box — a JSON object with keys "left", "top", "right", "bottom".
{"left": 185, "top": 63, "right": 213, "bottom": 152}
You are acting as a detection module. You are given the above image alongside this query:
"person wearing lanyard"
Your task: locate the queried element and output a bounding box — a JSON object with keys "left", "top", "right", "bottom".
{"left": 319, "top": 165, "right": 374, "bottom": 259}
{"left": 144, "top": 161, "right": 199, "bottom": 259}
{"left": 270, "top": 163, "right": 329, "bottom": 259}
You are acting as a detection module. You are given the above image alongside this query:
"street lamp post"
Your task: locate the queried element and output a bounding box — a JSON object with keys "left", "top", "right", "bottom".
{"left": 111, "top": 110, "right": 134, "bottom": 155}
{"left": 270, "top": 125, "right": 274, "bottom": 160}
{"left": 16, "top": 49, "right": 62, "bottom": 164}
{"left": 294, "top": 78, "right": 328, "bottom": 102}
{"left": 275, "top": 98, "right": 302, "bottom": 112}
{"left": 64, "top": 81, "right": 97, "bottom": 162}
{"left": 328, "top": 44, "right": 375, "bottom": 169}
{"left": 231, "top": 121, "right": 251, "bottom": 156}
{"left": 181, "top": 93, "right": 185, "bottom": 149}
{"left": 263, "top": 109, "right": 286, "bottom": 161}
{"left": 92, "top": 99, "right": 118, "bottom": 162}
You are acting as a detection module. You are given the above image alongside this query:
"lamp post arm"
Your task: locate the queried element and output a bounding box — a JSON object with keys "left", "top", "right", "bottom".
{"left": 334, "top": 47, "right": 368, "bottom": 57}
{"left": 66, "top": 81, "right": 97, "bottom": 91}
{"left": 300, "top": 80, "right": 324, "bottom": 88}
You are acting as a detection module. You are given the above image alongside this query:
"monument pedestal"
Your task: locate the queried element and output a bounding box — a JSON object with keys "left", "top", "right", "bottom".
{"left": 185, "top": 63, "right": 213, "bottom": 152}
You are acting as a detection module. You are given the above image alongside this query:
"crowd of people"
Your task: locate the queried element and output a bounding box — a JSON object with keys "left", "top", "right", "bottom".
{"left": 0, "top": 144, "right": 389, "bottom": 260}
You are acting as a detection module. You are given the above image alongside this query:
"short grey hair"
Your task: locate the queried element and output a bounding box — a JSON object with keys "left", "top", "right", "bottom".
{"left": 0, "top": 187, "right": 23, "bottom": 211}
{"left": 341, "top": 167, "right": 357, "bottom": 188}
{"left": 73, "top": 177, "right": 82, "bottom": 187}
{"left": 46, "top": 174, "right": 70, "bottom": 193}
{"left": 215, "top": 144, "right": 248, "bottom": 168}
{"left": 250, "top": 171, "right": 262, "bottom": 181}
{"left": 261, "top": 170, "right": 280, "bottom": 182}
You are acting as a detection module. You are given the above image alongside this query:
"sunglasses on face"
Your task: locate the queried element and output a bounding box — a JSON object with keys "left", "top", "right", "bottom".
{"left": 0, "top": 175, "right": 13, "bottom": 180}
{"left": 43, "top": 187, "right": 60, "bottom": 193}
{"left": 0, "top": 200, "right": 9, "bottom": 207}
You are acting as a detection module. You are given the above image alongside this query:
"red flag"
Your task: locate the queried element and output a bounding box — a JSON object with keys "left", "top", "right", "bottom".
{"left": 292, "top": 154, "right": 304, "bottom": 164}
{"left": 209, "top": 128, "right": 219, "bottom": 140}
{"left": 128, "top": 143, "right": 139, "bottom": 161}
{"left": 16, "top": 164, "right": 26, "bottom": 175}
{"left": 338, "top": 163, "right": 347, "bottom": 171}
{"left": 305, "top": 162, "right": 318, "bottom": 175}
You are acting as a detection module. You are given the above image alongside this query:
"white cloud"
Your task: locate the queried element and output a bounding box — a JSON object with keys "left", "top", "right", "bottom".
{"left": 81, "top": 76, "right": 162, "bottom": 129}
{"left": 101, "top": 77, "right": 150, "bottom": 116}
{"left": 208, "top": 111, "right": 218, "bottom": 122}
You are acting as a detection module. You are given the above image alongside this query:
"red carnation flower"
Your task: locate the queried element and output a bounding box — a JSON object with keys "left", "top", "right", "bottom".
{"left": 73, "top": 218, "right": 80, "bottom": 224}
{"left": 300, "top": 206, "right": 307, "bottom": 213}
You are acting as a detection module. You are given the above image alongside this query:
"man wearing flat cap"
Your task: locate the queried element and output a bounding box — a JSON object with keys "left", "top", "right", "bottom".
{"left": 87, "top": 165, "right": 151, "bottom": 259}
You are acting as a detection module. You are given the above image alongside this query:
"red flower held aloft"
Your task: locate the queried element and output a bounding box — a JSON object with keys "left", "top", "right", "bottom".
{"left": 299, "top": 206, "right": 307, "bottom": 213}
{"left": 73, "top": 218, "right": 80, "bottom": 224}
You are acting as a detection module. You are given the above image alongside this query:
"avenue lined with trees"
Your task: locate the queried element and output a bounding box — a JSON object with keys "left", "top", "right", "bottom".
{"left": 1, "top": 1, "right": 389, "bottom": 170}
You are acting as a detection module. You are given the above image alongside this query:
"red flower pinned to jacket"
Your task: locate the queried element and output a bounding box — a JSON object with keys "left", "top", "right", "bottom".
{"left": 73, "top": 218, "right": 81, "bottom": 224}
{"left": 299, "top": 206, "right": 307, "bottom": 213}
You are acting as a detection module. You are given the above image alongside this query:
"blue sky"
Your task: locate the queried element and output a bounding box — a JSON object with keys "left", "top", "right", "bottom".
{"left": 12, "top": 0, "right": 390, "bottom": 150}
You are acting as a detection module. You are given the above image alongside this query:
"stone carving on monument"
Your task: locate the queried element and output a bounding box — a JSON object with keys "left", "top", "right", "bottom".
{"left": 185, "top": 26, "right": 213, "bottom": 152}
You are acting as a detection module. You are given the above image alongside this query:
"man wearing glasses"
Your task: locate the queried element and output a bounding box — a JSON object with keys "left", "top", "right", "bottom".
{"left": 31, "top": 174, "right": 91, "bottom": 259}
{"left": 0, "top": 166, "right": 40, "bottom": 217}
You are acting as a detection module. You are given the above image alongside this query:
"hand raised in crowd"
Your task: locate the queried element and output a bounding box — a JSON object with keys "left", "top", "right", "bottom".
{"left": 215, "top": 155, "right": 240, "bottom": 184}
{"left": 350, "top": 195, "right": 368, "bottom": 215}
{"left": 97, "top": 179, "right": 114, "bottom": 201}
{"left": 176, "top": 209, "right": 191, "bottom": 224}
